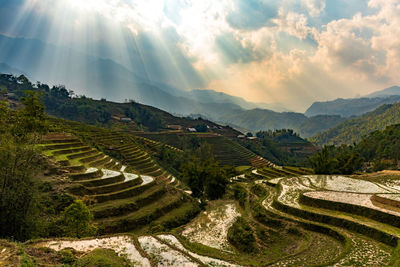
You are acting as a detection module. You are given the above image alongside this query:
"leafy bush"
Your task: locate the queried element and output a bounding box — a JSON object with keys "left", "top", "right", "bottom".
{"left": 74, "top": 248, "right": 130, "bottom": 267}
{"left": 250, "top": 184, "right": 267, "bottom": 197}
{"left": 58, "top": 249, "right": 77, "bottom": 265}
{"left": 62, "top": 200, "right": 97, "bottom": 238}
{"left": 309, "top": 145, "right": 363, "bottom": 174}
{"left": 227, "top": 217, "right": 256, "bottom": 253}
{"left": 181, "top": 144, "right": 228, "bottom": 200}
{"left": 232, "top": 184, "right": 247, "bottom": 207}
{"left": 0, "top": 91, "right": 48, "bottom": 241}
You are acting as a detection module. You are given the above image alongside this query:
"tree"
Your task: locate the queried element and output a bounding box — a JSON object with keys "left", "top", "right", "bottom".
{"left": 62, "top": 200, "right": 96, "bottom": 238}
{"left": 309, "top": 145, "right": 363, "bottom": 174}
{"left": 0, "top": 91, "right": 48, "bottom": 241}
{"left": 227, "top": 217, "right": 256, "bottom": 253}
{"left": 0, "top": 137, "right": 40, "bottom": 241}
{"left": 13, "top": 90, "right": 48, "bottom": 139}
{"left": 309, "top": 146, "right": 337, "bottom": 174}
{"left": 181, "top": 144, "right": 228, "bottom": 199}
{"left": 195, "top": 124, "right": 207, "bottom": 132}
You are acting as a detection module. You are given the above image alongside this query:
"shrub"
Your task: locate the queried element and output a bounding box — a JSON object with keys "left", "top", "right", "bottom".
{"left": 62, "top": 200, "right": 97, "bottom": 238}
{"left": 58, "top": 249, "right": 77, "bottom": 265}
{"left": 232, "top": 184, "right": 247, "bottom": 207}
{"left": 250, "top": 184, "right": 267, "bottom": 198}
{"left": 74, "top": 248, "right": 130, "bottom": 267}
{"left": 227, "top": 217, "right": 256, "bottom": 253}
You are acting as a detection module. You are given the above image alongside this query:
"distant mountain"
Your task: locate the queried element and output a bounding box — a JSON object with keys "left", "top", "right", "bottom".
{"left": 0, "top": 34, "right": 292, "bottom": 123}
{"left": 183, "top": 89, "right": 289, "bottom": 111}
{"left": 365, "top": 86, "right": 400, "bottom": 98}
{"left": 305, "top": 95, "right": 400, "bottom": 117}
{"left": 212, "top": 109, "right": 346, "bottom": 138}
{"left": 297, "top": 115, "right": 346, "bottom": 138}
{"left": 214, "top": 108, "right": 308, "bottom": 132}
{"left": 310, "top": 103, "right": 400, "bottom": 146}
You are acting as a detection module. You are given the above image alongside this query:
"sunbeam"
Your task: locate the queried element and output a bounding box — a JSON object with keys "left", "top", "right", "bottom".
{"left": 0, "top": 0, "right": 399, "bottom": 112}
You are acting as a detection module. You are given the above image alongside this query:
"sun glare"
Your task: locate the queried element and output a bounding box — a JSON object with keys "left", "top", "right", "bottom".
{"left": 60, "top": 0, "right": 166, "bottom": 29}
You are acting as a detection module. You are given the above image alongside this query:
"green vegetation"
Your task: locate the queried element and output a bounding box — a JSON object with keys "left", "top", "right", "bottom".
{"left": 180, "top": 144, "right": 228, "bottom": 199}
{"left": 0, "top": 91, "right": 48, "bottom": 241}
{"left": 227, "top": 217, "right": 256, "bottom": 253}
{"left": 138, "top": 133, "right": 269, "bottom": 167}
{"left": 232, "top": 184, "right": 247, "bottom": 207}
{"left": 358, "top": 124, "right": 400, "bottom": 170}
{"left": 311, "top": 103, "right": 400, "bottom": 145}
{"left": 74, "top": 248, "right": 130, "bottom": 267}
{"left": 237, "top": 129, "right": 316, "bottom": 166}
{"left": 1, "top": 74, "right": 240, "bottom": 136}
{"left": 3, "top": 73, "right": 400, "bottom": 266}
{"left": 62, "top": 200, "right": 97, "bottom": 238}
{"left": 309, "top": 145, "right": 363, "bottom": 174}
{"left": 310, "top": 123, "right": 400, "bottom": 174}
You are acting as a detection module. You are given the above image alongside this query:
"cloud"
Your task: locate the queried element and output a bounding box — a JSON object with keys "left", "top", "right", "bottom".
{"left": 302, "top": 0, "right": 326, "bottom": 17}
{"left": 2, "top": 0, "right": 400, "bottom": 111}
{"left": 215, "top": 32, "right": 265, "bottom": 64}
{"left": 226, "top": 0, "right": 278, "bottom": 30}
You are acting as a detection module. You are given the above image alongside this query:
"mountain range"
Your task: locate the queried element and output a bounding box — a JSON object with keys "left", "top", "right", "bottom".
{"left": 1, "top": 34, "right": 400, "bottom": 139}
{"left": 310, "top": 103, "right": 400, "bottom": 145}
{"left": 305, "top": 95, "right": 400, "bottom": 117}
{"left": 0, "top": 34, "right": 281, "bottom": 116}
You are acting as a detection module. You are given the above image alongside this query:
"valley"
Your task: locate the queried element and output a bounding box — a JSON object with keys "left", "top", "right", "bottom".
{"left": 3, "top": 0, "right": 400, "bottom": 263}
{"left": 2, "top": 73, "right": 400, "bottom": 266}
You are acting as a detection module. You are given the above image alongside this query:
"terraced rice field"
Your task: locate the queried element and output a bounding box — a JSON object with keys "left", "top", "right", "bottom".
{"left": 248, "top": 166, "right": 313, "bottom": 182}
{"left": 39, "top": 133, "right": 199, "bottom": 235}
{"left": 31, "top": 233, "right": 241, "bottom": 267}
{"left": 36, "top": 126, "right": 400, "bottom": 265}
{"left": 252, "top": 170, "right": 400, "bottom": 265}
{"left": 181, "top": 202, "right": 240, "bottom": 252}
{"left": 136, "top": 133, "right": 273, "bottom": 168}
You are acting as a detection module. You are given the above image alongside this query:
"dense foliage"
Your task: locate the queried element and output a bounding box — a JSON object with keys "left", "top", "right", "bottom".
{"left": 310, "top": 123, "right": 400, "bottom": 174}
{"left": 62, "top": 200, "right": 97, "bottom": 238}
{"left": 311, "top": 103, "right": 400, "bottom": 146}
{"left": 227, "top": 217, "right": 256, "bottom": 253}
{"left": 0, "top": 91, "right": 96, "bottom": 241}
{"left": 357, "top": 124, "right": 400, "bottom": 170}
{"left": 237, "top": 129, "right": 315, "bottom": 166}
{"left": 180, "top": 143, "right": 229, "bottom": 200}
{"left": 309, "top": 145, "right": 363, "bottom": 174}
{"left": 0, "top": 74, "right": 164, "bottom": 131}
{"left": 232, "top": 184, "right": 247, "bottom": 207}
{"left": 0, "top": 91, "right": 47, "bottom": 240}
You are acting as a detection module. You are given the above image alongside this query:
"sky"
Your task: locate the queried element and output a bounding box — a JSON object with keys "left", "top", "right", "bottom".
{"left": 0, "top": 0, "right": 399, "bottom": 112}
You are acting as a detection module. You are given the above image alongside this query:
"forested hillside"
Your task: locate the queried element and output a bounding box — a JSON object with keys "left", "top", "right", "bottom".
{"left": 310, "top": 103, "right": 400, "bottom": 145}
{"left": 357, "top": 124, "right": 400, "bottom": 169}
{"left": 0, "top": 74, "right": 239, "bottom": 135}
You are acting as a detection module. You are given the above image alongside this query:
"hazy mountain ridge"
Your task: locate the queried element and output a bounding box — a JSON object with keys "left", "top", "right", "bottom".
{"left": 3, "top": 34, "right": 400, "bottom": 138}
{"left": 365, "top": 86, "right": 400, "bottom": 98}
{"left": 0, "top": 35, "right": 283, "bottom": 116}
{"left": 305, "top": 95, "right": 400, "bottom": 117}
